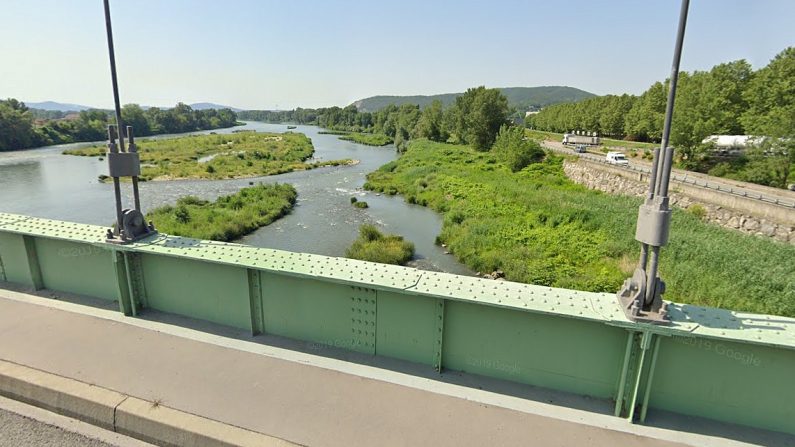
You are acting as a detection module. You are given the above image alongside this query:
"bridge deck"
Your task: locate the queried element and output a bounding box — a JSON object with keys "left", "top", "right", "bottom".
{"left": 0, "top": 288, "right": 790, "bottom": 447}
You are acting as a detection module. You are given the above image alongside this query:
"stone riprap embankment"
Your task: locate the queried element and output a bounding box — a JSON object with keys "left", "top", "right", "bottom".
{"left": 563, "top": 159, "right": 795, "bottom": 245}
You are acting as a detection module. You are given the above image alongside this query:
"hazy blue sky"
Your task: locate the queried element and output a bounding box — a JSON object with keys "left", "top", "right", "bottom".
{"left": 1, "top": 0, "right": 793, "bottom": 110}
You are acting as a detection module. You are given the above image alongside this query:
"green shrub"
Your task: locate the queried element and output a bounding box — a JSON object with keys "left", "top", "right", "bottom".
{"left": 174, "top": 206, "right": 191, "bottom": 224}
{"left": 379, "top": 161, "right": 398, "bottom": 173}
{"left": 353, "top": 201, "right": 369, "bottom": 209}
{"left": 346, "top": 224, "right": 415, "bottom": 265}
{"left": 491, "top": 125, "right": 545, "bottom": 172}
{"left": 687, "top": 204, "right": 708, "bottom": 220}
{"left": 350, "top": 197, "right": 358, "bottom": 204}
{"left": 177, "top": 196, "right": 208, "bottom": 206}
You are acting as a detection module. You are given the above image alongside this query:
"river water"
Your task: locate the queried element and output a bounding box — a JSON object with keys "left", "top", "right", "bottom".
{"left": 0, "top": 122, "right": 472, "bottom": 275}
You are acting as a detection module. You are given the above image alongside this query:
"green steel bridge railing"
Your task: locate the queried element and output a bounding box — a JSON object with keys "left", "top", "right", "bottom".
{"left": 0, "top": 211, "right": 793, "bottom": 436}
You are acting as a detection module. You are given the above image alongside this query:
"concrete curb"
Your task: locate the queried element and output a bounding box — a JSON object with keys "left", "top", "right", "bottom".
{"left": 0, "top": 360, "right": 299, "bottom": 447}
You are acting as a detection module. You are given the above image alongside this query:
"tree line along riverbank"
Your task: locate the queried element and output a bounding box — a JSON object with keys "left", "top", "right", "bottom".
{"left": 0, "top": 100, "right": 240, "bottom": 152}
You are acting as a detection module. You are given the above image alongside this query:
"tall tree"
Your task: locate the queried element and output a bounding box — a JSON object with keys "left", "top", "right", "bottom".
{"left": 624, "top": 81, "right": 666, "bottom": 142}
{"left": 741, "top": 47, "right": 794, "bottom": 137}
{"left": 0, "top": 99, "right": 38, "bottom": 150}
{"left": 412, "top": 100, "right": 446, "bottom": 141}
{"left": 121, "top": 104, "right": 151, "bottom": 136}
{"left": 453, "top": 86, "right": 509, "bottom": 151}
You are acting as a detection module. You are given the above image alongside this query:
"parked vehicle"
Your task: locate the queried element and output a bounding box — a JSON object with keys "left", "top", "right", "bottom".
{"left": 606, "top": 151, "right": 629, "bottom": 166}
{"left": 562, "top": 133, "right": 600, "bottom": 146}
{"left": 574, "top": 144, "right": 586, "bottom": 153}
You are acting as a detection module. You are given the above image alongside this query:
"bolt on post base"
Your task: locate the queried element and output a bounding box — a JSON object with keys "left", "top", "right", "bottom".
{"left": 106, "top": 209, "right": 157, "bottom": 244}
{"left": 617, "top": 268, "right": 670, "bottom": 324}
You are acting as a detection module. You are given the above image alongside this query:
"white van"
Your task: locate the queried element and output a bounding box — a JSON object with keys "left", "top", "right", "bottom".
{"left": 606, "top": 151, "right": 629, "bottom": 166}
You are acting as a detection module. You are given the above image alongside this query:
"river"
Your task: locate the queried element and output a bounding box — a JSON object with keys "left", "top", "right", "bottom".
{"left": 0, "top": 121, "right": 472, "bottom": 275}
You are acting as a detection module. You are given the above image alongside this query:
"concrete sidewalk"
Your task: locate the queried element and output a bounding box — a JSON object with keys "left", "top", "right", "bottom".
{"left": 0, "top": 288, "right": 785, "bottom": 447}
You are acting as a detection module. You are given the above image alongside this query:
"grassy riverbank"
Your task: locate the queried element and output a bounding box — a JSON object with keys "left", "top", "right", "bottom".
{"left": 339, "top": 132, "right": 393, "bottom": 146}
{"left": 146, "top": 183, "right": 296, "bottom": 241}
{"left": 64, "top": 132, "right": 352, "bottom": 181}
{"left": 346, "top": 224, "right": 415, "bottom": 265}
{"left": 364, "top": 139, "right": 795, "bottom": 317}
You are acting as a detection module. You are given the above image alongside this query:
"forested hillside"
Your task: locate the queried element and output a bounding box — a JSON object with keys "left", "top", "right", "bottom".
{"left": 351, "top": 86, "right": 595, "bottom": 112}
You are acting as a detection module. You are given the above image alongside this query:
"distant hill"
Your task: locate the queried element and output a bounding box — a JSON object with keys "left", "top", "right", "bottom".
{"left": 189, "top": 102, "right": 241, "bottom": 112}
{"left": 19, "top": 100, "right": 239, "bottom": 112}
{"left": 352, "top": 86, "right": 596, "bottom": 112}
{"left": 25, "top": 101, "right": 95, "bottom": 111}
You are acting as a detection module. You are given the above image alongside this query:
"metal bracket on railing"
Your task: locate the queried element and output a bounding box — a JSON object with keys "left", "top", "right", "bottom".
{"left": 618, "top": 0, "right": 690, "bottom": 324}
{"left": 104, "top": 125, "right": 156, "bottom": 244}
{"left": 102, "top": 0, "right": 156, "bottom": 244}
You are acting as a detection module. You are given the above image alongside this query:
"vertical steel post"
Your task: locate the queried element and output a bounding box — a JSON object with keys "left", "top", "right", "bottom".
{"left": 658, "top": 147, "right": 675, "bottom": 197}
{"left": 658, "top": 0, "right": 689, "bottom": 177}
{"left": 103, "top": 0, "right": 125, "bottom": 153}
{"left": 127, "top": 125, "right": 141, "bottom": 212}
{"left": 643, "top": 0, "right": 690, "bottom": 305}
{"left": 639, "top": 145, "right": 662, "bottom": 271}
{"left": 108, "top": 126, "right": 123, "bottom": 236}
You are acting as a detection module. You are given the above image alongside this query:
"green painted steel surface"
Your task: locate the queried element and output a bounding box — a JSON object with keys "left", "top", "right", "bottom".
{"left": 376, "top": 290, "right": 439, "bottom": 365}
{"left": 442, "top": 301, "right": 626, "bottom": 399}
{"left": 650, "top": 335, "right": 795, "bottom": 433}
{"left": 33, "top": 238, "right": 117, "bottom": 301}
{"left": 0, "top": 232, "right": 33, "bottom": 285}
{"left": 261, "top": 273, "right": 364, "bottom": 352}
{"left": 0, "top": 212, "right": 794, "bottom": 435}
{"left": 141, "top": 254, "right": 251, "bottom": 331}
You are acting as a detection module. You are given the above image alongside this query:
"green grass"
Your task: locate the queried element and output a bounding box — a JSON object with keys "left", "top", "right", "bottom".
{"left": 346, "top": 224, "right": 415, "bottom": 265}
{"left": 525, "top": 129, "right": 564, "bottom": 142}
{"left": 146, "top": 183, "right": 296, "bottom": 241}
{"left": 317, "top": 130, "right": 351, "bottom": 135}
{"left": 64, "top": 132, "right": 352, "bottom": 181}
{"left": 364, "top": 139, "right": 795, "bottom": 317}
{"left": 339, "top": 132, "right": 393, "bottom": 146}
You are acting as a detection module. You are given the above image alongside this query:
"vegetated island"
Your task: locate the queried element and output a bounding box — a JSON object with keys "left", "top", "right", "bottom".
{"left": 350, "top": 197, "right": 369, "bottom": 208}
{"left": 363, "top": 138, "right": 795, "bottom": 317}
{"left": 63, "top": 131, "right": 354, "bottom": 181}
{"left": 317, "top": 130, "right": 393, "bottom": 147}
{"left": 146, "top": 183, "right": 296, "bottom": 241}
{"left": 339, "top": 132, "right": 393, "bottom": 146}
{"left": 346, "top": 224, "right": 415, "bottom": 265}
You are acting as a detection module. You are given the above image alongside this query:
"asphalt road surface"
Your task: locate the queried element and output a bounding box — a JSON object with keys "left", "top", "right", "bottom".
{"left": 0, "top": 396, "right": 151, "bottom": 447}
{"left": 541, "top": 139, "right": 795, "bottom": 207}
